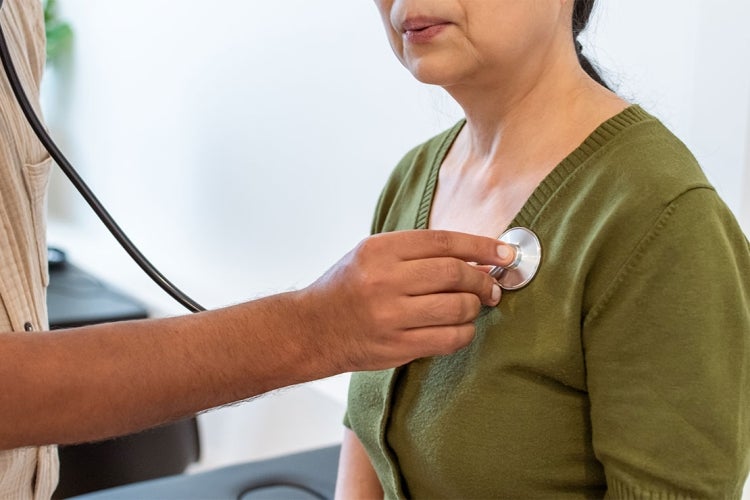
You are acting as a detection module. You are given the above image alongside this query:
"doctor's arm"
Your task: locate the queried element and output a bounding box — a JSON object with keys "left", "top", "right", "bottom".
{"left": 0, "top": 230, "right": 513, "bottom": 450}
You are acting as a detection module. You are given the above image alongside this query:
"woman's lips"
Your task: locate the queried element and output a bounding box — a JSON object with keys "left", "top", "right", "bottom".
{"left": 401, "top": 17, "right": 451, "bottom": 43}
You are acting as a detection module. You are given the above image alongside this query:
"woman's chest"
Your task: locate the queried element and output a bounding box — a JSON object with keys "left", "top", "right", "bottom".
{"left": 427, "top": 166, "right": 546, "bottom": 237}
{"left": 384, "top": 305, "right": 599, "bottom": 498}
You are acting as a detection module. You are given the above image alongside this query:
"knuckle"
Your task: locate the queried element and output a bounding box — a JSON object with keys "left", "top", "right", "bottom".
{"left": 443, "top": 302, "right": 463, "bottom": 324}
{"left": 371, "top": 303, "right": 396, "bottom": 327}
{"left": 355, "top": 237, "right": 376, "bottom": 260}
{"left": 474, "top": 269, "right": 496, "bottom": 296}
{"left": 444, "top": 324, "right": 475, "bottom": 353}
{"left": 436, "top": 295, "right": 466, "bottom": 324}
{"left": 372, "top": 308, "right": 390, "bottom": 327}
{"left": 416, "top": 298, "right": 444, "bottom": 324}
{"left": 466, "top": 237, "right": 482, "bottom": 260}
{"left": 478, "top": 273, "right": 495, "bottom": 297}
{"left": 467, "top": 295, "right": 482, "bottom": 317}
{"left": 357, "top": 269, "right": 378, "bottom": 289}
{"left": 407, "top": 262, "right": 427, "bottom": 284}
{"left": 430, "top": 230, "right": 454, "bottom": 254}
{"left": 456, "top": 295, "right": 481, "bottom": 322}
{"left": 357, "top": 233, "right": 388, "bottom": 260}
{"left": 353, "top": 260, "right": 390, "bottom": 291}
{"left": 440, "top": 259, "right": 464, "bottom": 288}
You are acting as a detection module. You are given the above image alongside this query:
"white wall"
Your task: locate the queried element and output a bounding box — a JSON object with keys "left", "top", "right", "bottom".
{"left": 44, "top": 1, "right": 457, "bottom": 315}
{"left": 43, "top": 1, "right": 750, "bottom": 313}
{"left": 42, "top": 0, "right": 750, "bottom": 478}
{"left": 44, "top": 0, "right": 461, "bottom": 469}
{"left": 587, "top": 0, "right": 750, "bottom": 227}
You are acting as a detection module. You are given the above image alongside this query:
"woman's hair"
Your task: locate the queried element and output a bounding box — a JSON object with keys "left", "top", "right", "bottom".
{"left": 572, "top": 0, "right": 610, "bottom": 90}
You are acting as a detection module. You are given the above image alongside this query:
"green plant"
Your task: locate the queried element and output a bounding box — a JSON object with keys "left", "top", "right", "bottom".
{"left": 43, "top": 0, "right": 72, "bottom": 64}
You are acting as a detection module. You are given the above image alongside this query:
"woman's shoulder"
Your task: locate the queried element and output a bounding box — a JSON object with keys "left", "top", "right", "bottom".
{"left": 590, "top": 106, "right": 713, "bottom": 202}
{"left": 519, "top": 105, "right": 720, "bottom": 241}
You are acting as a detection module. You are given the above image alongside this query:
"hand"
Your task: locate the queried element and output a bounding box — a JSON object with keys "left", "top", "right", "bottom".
{"left": 297, "top": 230, "right": 517, "bottom": 372}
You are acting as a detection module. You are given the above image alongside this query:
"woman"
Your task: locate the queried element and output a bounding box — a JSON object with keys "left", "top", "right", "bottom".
{"left": 336, "top": 0, "right": 750, "bottom": 498}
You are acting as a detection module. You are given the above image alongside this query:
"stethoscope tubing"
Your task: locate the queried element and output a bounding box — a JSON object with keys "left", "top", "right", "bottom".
{"left": 0, "top": 0, "right": 542, "bottom": 313}
{"left": 0, "top": 0, "right": 205, "bottom": 313}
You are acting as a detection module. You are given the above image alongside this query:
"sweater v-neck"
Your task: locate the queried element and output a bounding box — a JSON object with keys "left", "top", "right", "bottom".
{"left": 414, "top": 105, "right": 653, "bottom": 231}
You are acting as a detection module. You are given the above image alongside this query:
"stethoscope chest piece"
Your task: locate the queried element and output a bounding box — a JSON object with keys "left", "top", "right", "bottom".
{"left": 490, "top": 227, "right": 542, "bottom": 291}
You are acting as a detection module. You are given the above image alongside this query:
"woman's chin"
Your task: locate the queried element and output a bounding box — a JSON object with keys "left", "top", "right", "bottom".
{"left": 407, "top": 63, "right": 462, "bottom": 87}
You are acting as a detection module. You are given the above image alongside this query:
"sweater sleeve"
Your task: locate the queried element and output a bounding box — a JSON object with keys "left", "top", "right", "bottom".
{"left": 583, "top": 187, "right": 750, "bottom": 499}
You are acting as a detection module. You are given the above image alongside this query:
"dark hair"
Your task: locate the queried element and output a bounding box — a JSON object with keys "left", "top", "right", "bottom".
{"left": 572, "top": 0, "right": 610, "bottom": 90}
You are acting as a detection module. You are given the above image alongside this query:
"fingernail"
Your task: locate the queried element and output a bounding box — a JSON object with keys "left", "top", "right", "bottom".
{"left": 497, "top": 245, "right": 513, "bottom": 261}
{"left": 491, "top": 283, "right": 501, "bottom": 304}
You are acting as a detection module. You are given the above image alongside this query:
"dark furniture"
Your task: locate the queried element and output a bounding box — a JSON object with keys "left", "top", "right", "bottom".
{"left": 70, "top": 445, "right": 341, "bottom": 500}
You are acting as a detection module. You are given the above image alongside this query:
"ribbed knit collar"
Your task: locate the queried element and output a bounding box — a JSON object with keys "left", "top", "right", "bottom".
{"left": 415, "top": 105, "right": 654, "bottom": 230}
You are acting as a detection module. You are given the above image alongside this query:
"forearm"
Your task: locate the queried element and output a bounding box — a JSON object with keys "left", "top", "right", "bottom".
{"left": 0, "top": 230, "right": 513, "bottom": 450}
{"left": 335, "top": 428, "right": 383, "bottom": 500}
{"left": 0, "top": 291, "right": 323, "bottom": 449}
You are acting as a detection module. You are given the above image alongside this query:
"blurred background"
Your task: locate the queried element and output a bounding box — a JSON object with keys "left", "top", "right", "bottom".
{"left": 38, "top": 0, "right": 749, "bottom": 493}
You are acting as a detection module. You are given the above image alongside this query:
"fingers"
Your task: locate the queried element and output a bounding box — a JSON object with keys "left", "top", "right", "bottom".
{"left": 373, "top": 230, "right": 517, "bottom": 267}
{"left": 398, "top": 293, "right": 483, "bottom": 330}
{"left": 400, "top": 258, "right": 502, "bottom": 306}
{"left": 305, "top": 230, "right": 515, "bottom": 372}
{"left": 370, "top": 293, "right": 484, "bottom": 333}
{"left": 401, "top": 323, "right": 478, "bottom": 359}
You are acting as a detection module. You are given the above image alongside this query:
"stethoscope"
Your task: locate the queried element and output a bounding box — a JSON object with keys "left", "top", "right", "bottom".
{"left": 0, "top": 2, "right": 542, "bottom": 312}
{"left": 491, "top": 227, "right": 542, "bottom": 291}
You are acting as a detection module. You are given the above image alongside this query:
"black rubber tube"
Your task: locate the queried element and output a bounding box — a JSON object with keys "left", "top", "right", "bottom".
{"left": 0, "top": 3, "right": 205, "bottom": 313}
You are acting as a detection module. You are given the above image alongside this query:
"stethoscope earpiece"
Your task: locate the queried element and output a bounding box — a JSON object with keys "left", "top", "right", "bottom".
{"left": 490, "top": 227, "right": 542, "bottom": 291}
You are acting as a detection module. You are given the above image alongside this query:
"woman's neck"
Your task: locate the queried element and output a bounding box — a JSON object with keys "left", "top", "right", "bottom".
{"left": 428, "top": 59, "right": 628, "bottom": 236}
{"left": 444, "top": 51, "right": 627, "bottom": 174}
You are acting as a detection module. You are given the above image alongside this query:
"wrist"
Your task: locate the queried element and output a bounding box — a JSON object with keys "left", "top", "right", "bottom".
{"left": 290, "top": 285, "right": 351, "bottom": 377}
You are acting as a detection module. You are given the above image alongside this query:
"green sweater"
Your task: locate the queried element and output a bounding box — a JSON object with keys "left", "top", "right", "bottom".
{"left": 344, "top": 106, "right": 750, "bottom": 499}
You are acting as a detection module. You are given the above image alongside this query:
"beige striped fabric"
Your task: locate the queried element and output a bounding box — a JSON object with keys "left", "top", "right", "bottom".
{"left": 0, "top": 0, "right": 59, "bottom": 498}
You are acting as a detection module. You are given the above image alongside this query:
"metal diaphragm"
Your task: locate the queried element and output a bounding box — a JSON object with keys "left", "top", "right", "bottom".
{"left": 489, "top": 227, "right": 542, "bottom": 291}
